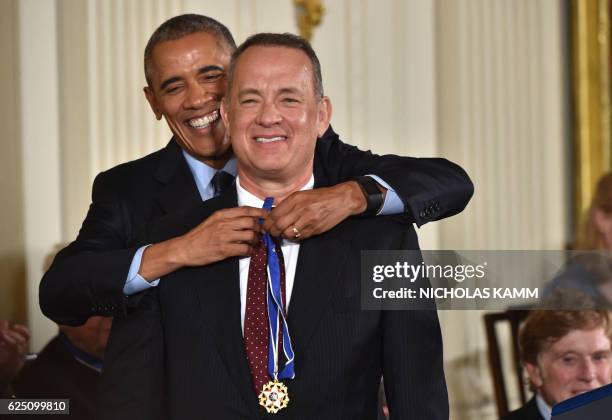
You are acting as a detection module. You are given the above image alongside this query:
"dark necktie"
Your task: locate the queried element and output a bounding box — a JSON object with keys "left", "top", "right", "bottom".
{"left": 211, "top": 170, "right": 234, "bottom": 197}
{"left": 244, "top": 238, "right": 286, "bottom": 395}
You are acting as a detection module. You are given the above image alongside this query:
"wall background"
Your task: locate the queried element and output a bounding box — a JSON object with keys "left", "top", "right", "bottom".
{"left": 2, "top": 1, "right": 569, "bottom": 418}
{"left": 0, "top": 0, "right": 26, "bottom": 329}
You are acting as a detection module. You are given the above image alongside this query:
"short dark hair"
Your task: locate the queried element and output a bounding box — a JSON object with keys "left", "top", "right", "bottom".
{"left": 227, "top": 32, "right": 324, "bottom": 100}
{"left": 144, "top": 14, "right": 236, "bottom": 86}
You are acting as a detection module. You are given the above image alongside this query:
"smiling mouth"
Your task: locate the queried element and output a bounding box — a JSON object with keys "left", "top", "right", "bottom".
{"left": 187, "top": 109, "right": 219, "bottom": 129}
{"left": 255, "top": 136, "right": 287, "bottom": 143}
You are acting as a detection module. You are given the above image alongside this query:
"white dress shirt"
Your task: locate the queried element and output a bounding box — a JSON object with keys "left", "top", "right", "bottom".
{"left": 236, "top": 174, "right": 314, "bottom": 332}
{"left": 535, "top": 394, "right": 552, "bottom": 420}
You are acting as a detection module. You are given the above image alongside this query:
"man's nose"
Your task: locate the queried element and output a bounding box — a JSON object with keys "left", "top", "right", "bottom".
{"left": 184, "top": 83, "right": 214, "bottom": 109}
{"left": 578, "top": 358, "right": 597, "bottom": 382}
{"left": 256, "top": 101, "right": 282, "bottom": 126}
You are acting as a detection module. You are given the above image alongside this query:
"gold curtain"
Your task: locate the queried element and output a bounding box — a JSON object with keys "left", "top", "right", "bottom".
{"left": 572, "top": 0, "right": 612, "bottom": 231}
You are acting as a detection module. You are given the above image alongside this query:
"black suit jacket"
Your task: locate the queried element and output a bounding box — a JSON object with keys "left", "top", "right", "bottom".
{"left": 105, "top": 186, "right": 447, "bottom": 420}
{"left": 40, "top": 127, "right": 473, "bottom": 327}
{"left": 501, "top": 397, "right": 544, "bottom": 420}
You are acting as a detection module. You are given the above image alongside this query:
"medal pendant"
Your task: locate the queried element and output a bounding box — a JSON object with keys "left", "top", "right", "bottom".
{"left": 258, "top": 380, "right": 290, "bottom": 414}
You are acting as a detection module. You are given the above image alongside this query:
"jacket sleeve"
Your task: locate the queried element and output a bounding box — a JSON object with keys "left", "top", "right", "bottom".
{"left": 314, "top": 126, "right": 474, "bottom": 226}
{"left": 39, "top": 171, "right": 140, "bottom": 326}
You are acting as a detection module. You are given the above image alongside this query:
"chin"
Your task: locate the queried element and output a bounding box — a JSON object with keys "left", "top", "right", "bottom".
{"left": 255, "top": 165, "right": 288, "bottom": 177}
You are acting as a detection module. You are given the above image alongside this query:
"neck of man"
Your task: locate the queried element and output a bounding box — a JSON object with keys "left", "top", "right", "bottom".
{"left": 191, "top": 150, "right": 233, "bottom": 170}
{"left": 237, "top": 165, "right": 313, "bottom": 203}
{"left": 535, "top": 393, "right": 552, "bottom": 420}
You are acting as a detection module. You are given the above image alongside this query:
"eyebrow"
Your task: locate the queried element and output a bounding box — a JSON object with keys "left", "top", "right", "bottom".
{"left": 278, "top": 87, "right": 302, "bottom": 95}
{"left": 237, "top": 88, "right": 262, "bottom": 97}
{"left": 237, "top": 87, "right": 303, "bottom": 96}
{"left": 159, "top": 65, "right": 225, "bottom": 91}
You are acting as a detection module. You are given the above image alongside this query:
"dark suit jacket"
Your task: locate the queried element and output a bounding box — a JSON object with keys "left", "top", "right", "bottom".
{"left": 98, "top": 186, "right": 448, "bottom": 420}
{"left": 501, "top": 397, "right": 544, "bottom": 420}
{"left": 10, "top": 336, "right": 100, "bottom": 420}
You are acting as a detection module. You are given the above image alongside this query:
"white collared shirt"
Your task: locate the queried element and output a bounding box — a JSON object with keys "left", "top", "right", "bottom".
{"left": 236, "top": 174, "right": 314, "bottom": 332}
{"left": 535, "top": 394, "right": 552, "bottom": 420}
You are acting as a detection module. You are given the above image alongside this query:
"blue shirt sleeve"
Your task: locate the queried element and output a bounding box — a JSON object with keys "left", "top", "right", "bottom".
{"left": 366, "top": 175, "right": 405, "bottom": 216}
{"left": 123, "top": 245, "right": 160, "bottom": 295}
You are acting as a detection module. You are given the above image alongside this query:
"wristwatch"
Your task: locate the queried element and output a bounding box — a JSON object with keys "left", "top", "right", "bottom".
{"left": 353, "top": 176, "right": 384, "bottom": 216}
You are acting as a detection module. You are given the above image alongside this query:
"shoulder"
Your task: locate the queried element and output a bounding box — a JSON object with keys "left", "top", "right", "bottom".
{"left": 94, "top": 145, "right": 169, "bottom": 187}
{"left": 90, "top": 141, "right": 183, "bottom": 204}
{"left": 501, "top": 398, "right": 544, "bottom": 420}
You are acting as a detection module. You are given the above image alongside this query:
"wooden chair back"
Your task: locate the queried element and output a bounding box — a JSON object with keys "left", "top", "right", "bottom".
{"left": 483, "top": 310, "right": 530, "bottom": 418}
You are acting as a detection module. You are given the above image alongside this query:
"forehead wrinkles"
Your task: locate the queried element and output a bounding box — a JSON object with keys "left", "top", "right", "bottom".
{"left": 152, "top": 36, "right": 230, "bottom": 75}
{"left": 544, "top": 330, "right": 612, "bottom": 358}
{"left": 233, "top": 52, "right": 314, "bottom": 96}
{"left": 163, "top": 46, "right": 227, "bottom": 69}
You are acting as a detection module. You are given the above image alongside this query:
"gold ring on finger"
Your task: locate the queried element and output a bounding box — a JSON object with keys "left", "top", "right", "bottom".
{"left": 292, "top": 226, "right": 301, "bottom": 239}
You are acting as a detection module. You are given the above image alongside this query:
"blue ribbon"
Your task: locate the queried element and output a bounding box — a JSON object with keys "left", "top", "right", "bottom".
{"left": 262, "top": 197, "right": 295, "bottom": 381}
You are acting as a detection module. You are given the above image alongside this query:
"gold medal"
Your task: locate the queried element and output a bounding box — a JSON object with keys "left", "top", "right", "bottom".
{"left": 258, "top": 380, "right": 290, "bottom": 413}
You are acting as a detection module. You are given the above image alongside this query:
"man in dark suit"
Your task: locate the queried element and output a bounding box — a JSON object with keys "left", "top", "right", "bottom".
{"left": 125, "top": 32, "right": 448, "bottom": 420}
{"left": 11, "top": 317, "right": 111, "bottom": 420}
{"left": 39, "top": 14, "right": 473, "bottom": 329}
{"left": 502, "top": 310, "right": 612, "bottom": 420}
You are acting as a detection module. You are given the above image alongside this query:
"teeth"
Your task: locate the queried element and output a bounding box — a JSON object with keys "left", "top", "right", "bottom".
{"left": 188, "top": 110, "right": 219, "bottom": 129}
{"left": 255, "top": 136, "right": 285, "bottom": 143}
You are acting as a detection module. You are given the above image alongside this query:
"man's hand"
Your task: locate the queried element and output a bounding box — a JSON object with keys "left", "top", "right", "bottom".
{"left": 139, "top": 206, "right": 267, "bottom": 280}
{"left": 263, "top": 181, "right": 376, "bottom": 240}
{"left": 177, "top": 206, "right": 267, "bottom": 265}
{"left": 0, "top": 321, "right": 30, "bottom": 393}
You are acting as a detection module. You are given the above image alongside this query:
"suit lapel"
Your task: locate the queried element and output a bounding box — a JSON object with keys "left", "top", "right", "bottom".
{"left": 194, "top": 257, "right": 259, "bottom": 413}
{"left": 287, "top": 227, "right": 349, "bottom": 357}
{"left": 189, "top": 188, "right": 261, "bottom": 414}
{"left": 287, "top": 168, "right": 347, "bottom": 355}
{"left": 154, "top": 140, "right": 201, "bottom": 216}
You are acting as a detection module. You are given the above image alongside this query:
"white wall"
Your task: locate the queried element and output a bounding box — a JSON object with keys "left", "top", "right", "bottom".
{"left": 0, "top": 0, "right": 26, "bottom": 326}
{"left": 18, "top": 0, "right": 63, "bottom": 351}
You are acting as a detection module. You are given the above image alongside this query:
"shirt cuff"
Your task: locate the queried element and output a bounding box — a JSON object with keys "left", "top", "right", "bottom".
{"left": 123, "top": 245, "right": 160, "bottom": 295}
{"left": 366, "top": 175, "right": 405, "bottom": 216}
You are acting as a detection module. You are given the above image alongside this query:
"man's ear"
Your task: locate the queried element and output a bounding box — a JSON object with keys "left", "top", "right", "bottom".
{"left": 594, "top": 208, "right": 612, "bottom": 235}
{"left": 144, "top": 86, "right": 163, "bottom": 120}
{"left": 525, "top": 362, "right": 544, "bottom": 389}
{"left": 317, "top": 96, "right": 332, "bottom": 137}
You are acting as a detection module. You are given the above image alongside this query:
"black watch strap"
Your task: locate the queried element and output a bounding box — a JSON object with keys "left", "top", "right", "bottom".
{"left": 353, "top": 176, "right": 384, "bottom": 216}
